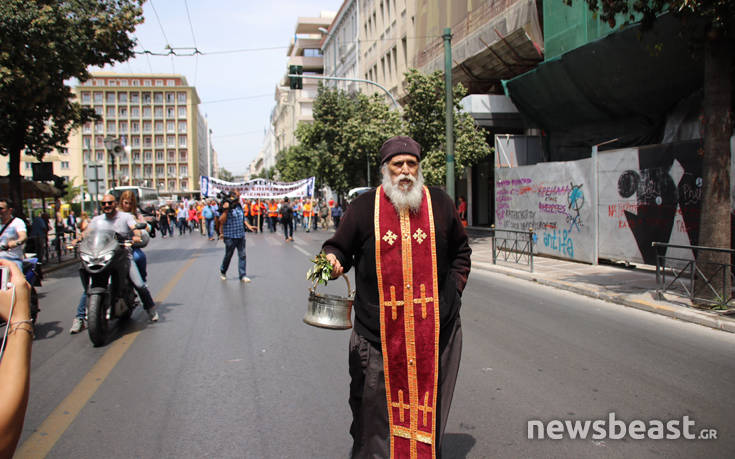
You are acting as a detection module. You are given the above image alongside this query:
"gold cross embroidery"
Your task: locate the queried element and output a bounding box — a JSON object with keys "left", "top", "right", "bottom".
{"left": 413, "top": 228, "right": 427, "bottom": 244}
{"left": 413, "top": 284, "right": 433, "bottom": 319}
{"left": 383, "top": 230, "right": 398, "bottom": 245}
{"left": 391, "top": 390, "right": 411, "bottom": 423}
{"left": 419, "top": 391, "right": 434, "bottom": 427}
{"left": 383, "top": 285, "right": 404, "bottom": 320}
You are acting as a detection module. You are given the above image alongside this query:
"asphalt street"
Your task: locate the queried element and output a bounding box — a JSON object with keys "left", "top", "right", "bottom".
{"left": 15, "top": 227, "right": 735, "bottom": 458}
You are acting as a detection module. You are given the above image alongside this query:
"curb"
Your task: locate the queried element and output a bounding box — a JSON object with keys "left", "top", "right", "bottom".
{"left": 471, "top": 260, "right": 735, "bottom": 335}
{"left": 41, "top": 258, "right": 79, "bottom": 274}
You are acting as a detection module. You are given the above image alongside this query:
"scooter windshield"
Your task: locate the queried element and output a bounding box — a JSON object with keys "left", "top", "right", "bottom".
{"left": 81, "top": 220, "right": 119, "bottom": 254}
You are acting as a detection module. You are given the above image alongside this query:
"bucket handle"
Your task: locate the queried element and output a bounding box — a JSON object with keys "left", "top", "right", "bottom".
{"left": 310, "top": 274, "right": 354, "bottom": 298}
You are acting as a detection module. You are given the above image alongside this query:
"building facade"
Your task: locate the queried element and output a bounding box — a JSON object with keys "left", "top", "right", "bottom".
{"left": 321, "top": 0, "right": 360, "bottom": 93}
{"left": 68, "top": 73, "right": 206, "bottom": 198}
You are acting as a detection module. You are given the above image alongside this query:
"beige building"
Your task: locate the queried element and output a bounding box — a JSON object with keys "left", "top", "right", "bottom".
{"left": 66, "top": 73, "right": 207, "bottom": 198}
{"left": 358, "top": 0, "right": 416, "bottom": 103}
{"left": 271, "top": 13, "right": 335, "bottom": 158}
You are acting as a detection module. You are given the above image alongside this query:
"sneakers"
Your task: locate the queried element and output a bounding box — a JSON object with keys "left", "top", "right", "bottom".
{"left": 219, "top": 270, "right": 227, "bottom": 280}
{"left": 146, "top": 307, "right": 159, "bottom": 322}
{"left": 70, "top": 317, "right": 86, "bottom": 334}
{"left": 240, "top": 276, "right": 251, "bottom": 283}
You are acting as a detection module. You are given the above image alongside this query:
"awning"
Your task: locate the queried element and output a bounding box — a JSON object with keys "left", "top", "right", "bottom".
{"left": 503, "top": 13, "right": 704, "bottom": 160}
{"left": 0, "top": 177, "right": 62, "bottom": 199}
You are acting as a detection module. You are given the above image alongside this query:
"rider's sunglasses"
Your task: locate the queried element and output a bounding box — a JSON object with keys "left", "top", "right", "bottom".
{"left": 101, "top": 201, "right": 116, "bottom": 207}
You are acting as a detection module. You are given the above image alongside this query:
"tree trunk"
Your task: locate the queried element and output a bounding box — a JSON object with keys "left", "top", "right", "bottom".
{"left": 696, "top": 34, "right": 733, "bottom": 305}
{"left": 8, "top": 144, "right": 24, "bottom": 217}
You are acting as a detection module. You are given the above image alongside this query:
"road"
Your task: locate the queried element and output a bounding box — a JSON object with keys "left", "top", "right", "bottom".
{"left": 15, "top": 228, "right": 735, "bottom": 458}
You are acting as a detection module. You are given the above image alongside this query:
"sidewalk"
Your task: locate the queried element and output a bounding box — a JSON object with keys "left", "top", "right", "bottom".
{"left": 467, "top": 231, "right": 735, "bottom": 334}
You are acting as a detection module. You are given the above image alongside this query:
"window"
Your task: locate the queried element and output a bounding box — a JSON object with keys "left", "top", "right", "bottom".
{"left": 304, "top": 48, "right": 322, "bottom": 57}
{"left": 119, "top": 121, "right": 128, "bottom": 134}
{"left": 143, "top": 92, "right": 152, "bottom": 104}
{"left": 106, "top": 106, "right": 116, "bottom": 117}
{"left": 155, "top": 135, "right": 164, "bottom": 147}
{"left": 155, "top": 80, "right": 164, "bottom": 87}
{"left": 179, "top": 151, "right": 187, "bottom": 161}
{"left": 142, "top": 107, "right": 151, "bottom": 118}
{"left": 106, "top": 92, "right": 115, "bottom": 104}
{"left": 95, "top": 136, "right": 104, "bottom": 148}
{"left": 179, "top": 165, "right": 188, "bottom": 176}
{"left": 118, "top": 92, "right": 128, "bottom": 103}
{"left": 96, "top": 150, "right": 104, "bottom": 161}
{"left": 84, "top": 151, "right": 91, "bottom": 161}
{"left": 154, "top": 92, "right": 163, "bottom": 104}
{"left": 166, "top": 107, "right": 175, "bottom": 118}
{"left": 143, "top": 136, "right": 152, "bottom": 147}
{"left": 180, "top": 180, "right": 188, "bottom": 190}
{"left": 95, "top": 121, "right": 104, "bottom": 133}
{"left": 131, "top": 121, "right": 140, "bottom": 133}
{"left": 166, "top": 120, "right": 175, "bottom": 133}
{"left": 131, "top": 80, "right": 140, "bottom": 87}
{"left": 119, "top": 106, "right": 128, "bottom": 117}
{"left": 82, "top": 123, "right": 92, "bottom": 134}
{"left": 61, "top": 161, "right": 70, "bottom": 169}
{"left": 120, "top": 79, "right": 129, "bottom": 87}
{"left": 167, "top": 80, "right": 176, "bottom": 86}
{"left": 178, "top": 135, "right": 187, "bottom": 147}
{"left": 156, "top": 150, "right": 164, "bottom": 161}
{"left": 167, "top": 165, "right": 176, "bottom": 175}
{"left": 166, "top": 92, "right": 175, "bottom": 104}
{"left": 81, "top": 92, "right": 91, "bottom": 104}
{"left": 130, "top": 92, "right": 139, "bottom": 103}
{"left": 158, "top": 181, "right": 166, "bottom": 190}
{"left": 95, "top": 106, "right": 103, "bottom": 116}
{"left": 119, "top": 165, "right": 129, "bottom": 176}
{"left": 154, "top": 107, "right": 163, "bottom": 119}
{"left": 167, "top": 136, "right": 176, "bottom": 147}
{"left": 133, "top": 165, "right": 142, "bottom": 178}
{"left": 178, "top": 106, "right": 186, "bottom": 118}
{"left": 144, "top": 165, "right": 152, "bottom": 177}
{"left": 177, "top": 121, "right": 187, "bottom": 133}
{"left": 133, "top": 151, "right": 141, "bottom": 161}
{"left": 143, "top": 80, "right": 152, "bottom": 86}
{"left": 83, "top": 136, "right": 91, "bottom": 148}
{"left": 131, "top": 136, "right": 140, "bottom": 147}
{"left": 155, "top": 121, "right": 163, "bottom": 133}
{"left": 156, "top": 165, "right": 164, "bottom": 176}
{"left": 168, "top": 180, "right": 176, "bottom": 190}
{"left": 177, "top": 92, "right": 186, "bottom": 104}
{"left": 167, "top": 150, "right": 175, "bottom": 162}
{"left": 145, "top": 150, "right": 153, "bottom": 162}
{"left": 93, "top": 92, "right": 103, "bottom": 103}
{"left": 143, "top": 121, "right": 152, "bottom": 133}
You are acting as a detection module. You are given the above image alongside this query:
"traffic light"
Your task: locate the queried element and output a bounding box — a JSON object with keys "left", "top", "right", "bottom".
{"left": 289, "top": 65, "right": 303, "bottom": 90}
{"left": 52, "top": 175, "right": 68, "bottom": 196}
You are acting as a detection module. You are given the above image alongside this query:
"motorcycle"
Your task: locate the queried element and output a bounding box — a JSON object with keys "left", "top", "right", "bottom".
{"left": 77, "top": 219, "right": 147, "bottom": 347}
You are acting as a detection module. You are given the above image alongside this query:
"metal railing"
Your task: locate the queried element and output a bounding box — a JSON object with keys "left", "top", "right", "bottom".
{"left": 490, "top": 225, "right": 534, "bottom": 272}
{"left": 652, "top": 242, "right": 735, "bottom": 307}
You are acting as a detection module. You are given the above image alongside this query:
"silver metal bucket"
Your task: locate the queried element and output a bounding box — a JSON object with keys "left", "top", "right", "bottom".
{"left": 303, "top": 274, "right": 354, "bottom": 330}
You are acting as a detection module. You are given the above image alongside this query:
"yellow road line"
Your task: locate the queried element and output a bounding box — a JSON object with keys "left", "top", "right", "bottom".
{"left": 16, "top": 255, "right": 199, "bottom": 458}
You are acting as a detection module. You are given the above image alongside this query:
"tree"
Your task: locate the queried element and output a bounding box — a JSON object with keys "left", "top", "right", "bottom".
{"left": 402, "top": 69, "right": 492, "bottom": 186}
{"left": 574, "top": 1, "right": 734, "bottom": 302}
{"left": 0, "top": 0, "right": 144, "bottom": 212}
{"left": 276, "top": 144, "right": 319, "bottom": 183}
{"left": 218, "top": 167, "right": 234, "bottom": 182}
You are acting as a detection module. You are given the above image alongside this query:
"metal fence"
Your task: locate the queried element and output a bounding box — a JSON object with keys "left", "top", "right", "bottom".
{"left": 490, "top": 226, "right": 534, "bottom": 272}
{"left": 652, "top": 242, "right": 735, "bottom": 308}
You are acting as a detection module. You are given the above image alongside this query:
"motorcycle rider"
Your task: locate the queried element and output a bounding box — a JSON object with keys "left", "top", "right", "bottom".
{"left": 70, "top": 194, "right": 158, "bottom": 334}
{"left": 0, "top": 199, "right": 28, "bottom": 271}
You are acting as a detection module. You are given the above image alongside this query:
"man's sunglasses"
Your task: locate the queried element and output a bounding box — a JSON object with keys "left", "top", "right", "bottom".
{"left": 101, "top": 201, "right": 116, "bottom": 207}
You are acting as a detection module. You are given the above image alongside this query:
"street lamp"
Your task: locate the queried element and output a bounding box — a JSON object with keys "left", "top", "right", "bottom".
{"left": 103, "top": 136, "right": 124, "bottom": 190}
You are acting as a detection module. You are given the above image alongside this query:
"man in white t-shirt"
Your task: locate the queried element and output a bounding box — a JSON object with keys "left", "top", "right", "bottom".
{"left": 0, "top": 199, "right": 27, "bottom": 270}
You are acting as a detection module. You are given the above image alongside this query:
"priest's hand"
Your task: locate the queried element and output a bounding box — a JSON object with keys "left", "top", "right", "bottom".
{"left": 325, "top": 253, "right": 343, "bottom": 279}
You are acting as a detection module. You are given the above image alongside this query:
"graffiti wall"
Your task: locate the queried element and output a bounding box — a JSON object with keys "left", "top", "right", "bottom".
{"left": 598, "top": 140, "right": 714, "bottom": 265}
{"left": 495, "top": 159, "right": 594, "bottom": 263}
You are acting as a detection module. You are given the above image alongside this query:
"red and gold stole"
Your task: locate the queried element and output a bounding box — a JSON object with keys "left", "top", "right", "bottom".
{"left": 374, "top": 185, "right": 440, "bottom": 459}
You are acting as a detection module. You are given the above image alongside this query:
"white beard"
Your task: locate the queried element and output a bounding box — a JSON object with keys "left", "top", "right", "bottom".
{"left": 382, "top": 165, "right": 425, "bottom": 213}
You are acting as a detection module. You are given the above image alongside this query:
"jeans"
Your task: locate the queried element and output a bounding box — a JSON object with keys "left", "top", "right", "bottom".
{"left": 178, "top": 217, "right": 186, "bottom": 235}
{"left": 206, "top": 218, "right": 215, "bottom": 238}
{"left": 76, "top": 254, "right": 155, "bottom": 318}
{"left": 133, "top": 247, "right": 147, "bottom": 282}
{"left": 282, "top": 219, "right": 293, "bottom": 240}
{"left": 220, "top": 237, "right": 247, "bottom": 279}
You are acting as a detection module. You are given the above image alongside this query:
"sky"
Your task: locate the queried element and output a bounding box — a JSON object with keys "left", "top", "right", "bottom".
{"left": 94, "top": 0, "right": 343, "bottom": 176}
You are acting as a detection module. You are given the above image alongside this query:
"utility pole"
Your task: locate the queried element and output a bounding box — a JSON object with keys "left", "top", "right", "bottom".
{"left": 443, "top": 28, "right": 455, "bottom": 201}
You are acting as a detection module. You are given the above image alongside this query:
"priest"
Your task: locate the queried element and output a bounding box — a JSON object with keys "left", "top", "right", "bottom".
{"left": 323, "top": 135, "right": 472, "bottom": 458}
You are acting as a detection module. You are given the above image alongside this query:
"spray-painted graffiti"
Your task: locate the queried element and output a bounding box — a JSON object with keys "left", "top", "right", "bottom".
{"left": 543, "top": 229, "right": 574, "bottom": 258}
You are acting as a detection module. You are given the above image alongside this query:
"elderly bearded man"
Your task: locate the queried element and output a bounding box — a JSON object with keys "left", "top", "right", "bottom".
{"left": 323, "top": 135, "right": 471, "bottom": 458}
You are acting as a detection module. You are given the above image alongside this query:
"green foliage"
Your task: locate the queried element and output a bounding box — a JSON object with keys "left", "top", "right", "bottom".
{"left": 402, "top": 69, "right": 492, "bottom": 186}
{"left": 306, "top": 252, "right": 335, "bottom": 286}
{"left": 252, "top": 166, "right": 277, "bottom": 180}
{"left": 63, "top": 176, "right": 82, "bottom": 204}
{"left": 0, "top": 0, "right": 144, "bottom": 206}
{"left": 277, "top": 84, "right": 402, "bottom": 195}
{"left": 218, "top": 167, "right": 234, "bottom": 182}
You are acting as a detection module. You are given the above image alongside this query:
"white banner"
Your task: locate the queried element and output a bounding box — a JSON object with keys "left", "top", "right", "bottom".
{"left": 200, "top": 176, "right": 315, "bottom": 199}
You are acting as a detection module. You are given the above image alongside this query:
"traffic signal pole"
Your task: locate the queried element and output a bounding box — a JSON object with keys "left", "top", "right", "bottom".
{"left": 286, "top": 74, "right": 400, "bottom": 110}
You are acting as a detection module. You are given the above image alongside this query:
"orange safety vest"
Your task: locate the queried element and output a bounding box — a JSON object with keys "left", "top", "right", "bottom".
{"left": 242, "top": 205, "right": 249, "bottom": 217}
{"left": 303, "top": 202, "right": 312, "bottom": 217}
{"left": 251, "top": 202, "right": 261, "bottom": 216}
{"left": 268, "top": 203, "right": 278, "bottom": 217}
